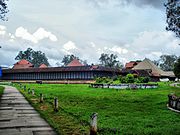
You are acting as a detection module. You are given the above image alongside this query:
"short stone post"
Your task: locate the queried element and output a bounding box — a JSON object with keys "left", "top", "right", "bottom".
{"left": 28, "top": 89, "right": 31, "bottom": 94}
{"left": 90, "top": 112, "right": 98, "bottom": 135}
{"left": 40, "top": 93, "right": 43, "bottom": 103}
{"left": 32, "top": 89, "right": 35, "bottom": 96}
{"left": 54, "top": 97, "right": 58, "bottom": 112}
{"left": 24, "top": 85, "right": 26, "bottom": 91}
{"left": 176, "top": 98, "right": 180, "bottom": 111}
{"left": 168, "top": 94, "right": 172, "bottom": 107}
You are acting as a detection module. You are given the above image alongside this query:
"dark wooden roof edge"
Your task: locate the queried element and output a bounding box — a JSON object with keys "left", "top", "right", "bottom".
{"left": 2, "top": 66, "right": 121, "bottom": 73}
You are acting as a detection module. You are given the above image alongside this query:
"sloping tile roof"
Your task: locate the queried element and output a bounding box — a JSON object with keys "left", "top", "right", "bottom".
{"left": 13, "top": 59, "right": 34, "bottom": 69}
{"left": 3, "top": 66, "right": 121, "bottom": 73}
{"left": 39, "top": 64, "right": 48, "bottom": 68}
{"left": 125, "top": 61, "right": 141, "bottom": 69}
{"left": 132, "top": 58, "right": 175, "bottom": 77}
{"left": 67, "top": 59, "right": 84, "bottom": 67}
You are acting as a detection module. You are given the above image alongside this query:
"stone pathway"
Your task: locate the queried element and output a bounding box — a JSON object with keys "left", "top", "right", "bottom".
{"left": 0, "top": 85, "right": 57, "bottom": 135}
{"left": 170, "top": 83, "right": 180, "bottom": 88}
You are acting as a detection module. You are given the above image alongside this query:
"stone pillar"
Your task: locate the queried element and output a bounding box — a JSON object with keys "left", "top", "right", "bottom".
{"left": 40, "top": 93, "right": 43, "bottom": 103}
{"left": 24, "top": 85, "right": 26, "bottom": 91}
{"left": 32, "top": 89, "right": 34, "bottom": 96}
{"left": 28, "top": 89, "right": 31, "bottom": 94}
{"left": 90, "top": 113, "right": 98, "bottom": 135}
{"left": 54, "top": 97, "right": 58, "bottom": 112}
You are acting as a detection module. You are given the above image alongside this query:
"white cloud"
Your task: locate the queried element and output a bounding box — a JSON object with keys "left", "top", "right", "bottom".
{"left": 0, "top": 25, "right": 6, "bottom": 30}
{"left": 15, "top": 27, "right": 37, "bottom": 43}
{"left": 63, "top": 41, "right": 77, "bottom": 50}
{"left": 110, "top": 46, "right": 128, "bottom": 54}
{"left": 33, "top": 27, "right": 57, "bottom": 42}
{"left": 15, "top": 27, "right": 58, "bottom": 43}
{"left": 0, "top": 25, "right": 6, "bottom": 35}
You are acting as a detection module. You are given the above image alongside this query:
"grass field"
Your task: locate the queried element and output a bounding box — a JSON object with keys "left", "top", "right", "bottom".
{"left": 16, "top": 82, "right": 180, "bottom": 135}
{"left": 0, "top": 86, "right": 4, "bottom": 97}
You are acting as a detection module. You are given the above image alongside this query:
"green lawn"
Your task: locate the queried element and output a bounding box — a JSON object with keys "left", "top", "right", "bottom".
{"left": 16, "top": 82, "right": 180, "bottom": 135}
{"left": 0, "top": 86, "right": 4, "bottom": 97}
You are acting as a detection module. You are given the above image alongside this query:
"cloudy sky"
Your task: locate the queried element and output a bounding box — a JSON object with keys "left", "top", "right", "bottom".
{"left": 0, "top": 0, "right": 180, "bottom": 67}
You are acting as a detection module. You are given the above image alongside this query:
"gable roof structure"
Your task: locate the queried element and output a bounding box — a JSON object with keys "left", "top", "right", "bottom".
{"left": 67, "top": 59, "right": 84, "bottom": 67}
{"left": 39, "top": 64, "right": 48, "bottom": 68}
{"left": 125, "top": 61, "right": 140, "bottom": 69}
{"left": 13, "top": 59, "right": 34, "bottom": 69}
{"left": 132, "top": 58, "right": 175, "bottom": 77}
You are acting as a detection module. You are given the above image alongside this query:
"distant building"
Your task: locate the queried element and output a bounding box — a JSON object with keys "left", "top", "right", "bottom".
{"left": 13, "top": 59, "right": 34, "bottom": 69}
{"left": 39, "top": 64, "right": 48, "bottom": 68}
{"left": 132, "top": 58, "right": 175, "bottom": 81}
{"left": 1, "top": 59, "right": 121, "bottom": 82}
{"left": 125, "top": 61, "right": 141, "bottom": 69}
{"left": 67, "top": 59, "right": 84, "bottom": 67}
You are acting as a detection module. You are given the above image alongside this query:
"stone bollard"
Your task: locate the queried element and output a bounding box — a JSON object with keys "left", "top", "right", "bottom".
{"left": 32, "top": 89, "right": 35, "bottom": 96}
{"left": 177, "top": 98, "right": 180, "bottom": 111}
{"left": 24, "top": 85, "right": 26, "bottom": 91}
{"left": 90, "top": 112, "right": 98, "bottom": 135}
{"left": 54, "top": 97, "right": 58, "bottom": 112}
{"left": 28, "top": 89, "right": 31, "bottom": 94}
{"left": 40, "top": 93, "right": 43, "bottom": 103}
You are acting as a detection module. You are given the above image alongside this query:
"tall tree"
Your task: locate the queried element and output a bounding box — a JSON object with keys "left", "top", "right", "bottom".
{"left": 158, "top": 55, "right": 178, "bottom": 71}
{"left": 61, "top": 54, "right": 78, "bottom": 66}
{"left": 174, "top": 57, "right": 180, "bottom": 78}
{"left": 15, "top": 48, "right": 50, "bottom": 67}
{"left": 99, "top": 53, "right": 123, "bottom": 68}
{"left": 31, "top": 51, "right": 49, "bottom": 67}
{"left": 165, "top": 0, "right": 180, "bottom": 38}
{"left": 61, "top": 54, "right": 87, "bottom": 66}
{"left": 15, "top": 48, "right": 33, "bottom": 62}
{"left": 0, "top": 0, "right": 9, "bottom": 21}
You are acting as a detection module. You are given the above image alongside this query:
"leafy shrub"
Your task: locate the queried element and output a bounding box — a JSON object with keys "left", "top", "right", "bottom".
{"left": 95, "top": 77, "right": 112, "bottom": 84}
{"left": 126, "top": 74, "right": 135, "bottom": 83}
{"left": 142, "top": 77, "right": 150, "bottom": 83}
{"left": 136, "top": 77, "right": 150, "bottom": 83}
{"left": 121, "top": 76, "right": 127, "bottom": 83}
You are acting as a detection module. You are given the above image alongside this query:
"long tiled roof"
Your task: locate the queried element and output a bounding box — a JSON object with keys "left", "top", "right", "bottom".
{"left": 2, "top": 66, "right": 121, "bottom": 73}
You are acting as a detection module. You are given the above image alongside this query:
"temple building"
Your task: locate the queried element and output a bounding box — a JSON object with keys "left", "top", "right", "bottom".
{"left": 130, "top": 58, "right": 175, "bottom": 81}
{"left": 1, "top": 59, "right": 121, "bottom": 82}
{"left": 13, "top": 59, "right": 34, "bottom": 69}
{"left": 125, "top": 61, "right": 141, "bottom": 69}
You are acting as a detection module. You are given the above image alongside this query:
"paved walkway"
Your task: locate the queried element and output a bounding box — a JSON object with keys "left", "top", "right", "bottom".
{"left": 0, "top": 85, "right": 57, "bottom": 135}
{"left": 170, "top": 83, "right": 180, "bottom": 88}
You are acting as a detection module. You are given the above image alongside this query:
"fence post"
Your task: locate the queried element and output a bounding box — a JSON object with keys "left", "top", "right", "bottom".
{"left": 28, "top": 89, "right": 31, "bottom": 94}
{"left": 54, "top": 97, "right": 58, "bottom": 112}
{"left": 24, "top": 85, "right": 26, "bottom": 91}
{"left": 32, "top": 89, "right": 34, "bottom": 96}
{"left": 90, "top": 112, "right": 98, "bottom": 135}
{"left": 40, "top": 93, "right": 43, "bottom": 103}
{"left": 177, "top": 98, "right": 180, "bottom": 111}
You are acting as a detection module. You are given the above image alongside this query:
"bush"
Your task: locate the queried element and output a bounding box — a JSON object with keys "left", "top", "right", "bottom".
{"left": 142, "top": 77, "right": 150, "bottom": 83}
{"left": 136, "top": 77, "right": 150, "bottom": 83}
{"left": 95, "top": 77, "right": 112, "bottom": 84}
{"left": 126, "top": 74, "right": 135, "bottom": 83}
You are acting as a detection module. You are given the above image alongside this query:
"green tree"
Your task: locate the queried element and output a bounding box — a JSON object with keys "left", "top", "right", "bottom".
{"left": 15, "top": 48, "right": 33, "bottom": 62}
{"left": 15, "top": 48, "right": 50, "bottom": 67}
{"left": 99, "top": 53, "right": 123, "bottom": 68}
{"left": 174, "top": 57, "right": 180, "bottom": 78}
{"left": 165, "top": 0, "right": 180, "bottom": 38}
{"left": 0, "top": 0, "right": 9, "bottom": 21}
{"left": 158, "top": 55, "right": 178, "bottom": 71}
{"left": 31, "top": 51, "right": 49, "bottom": 67}
{"left": 61, "top": 54, "right": 87, "bottom": 66}
{"left": 61, "top": 55, "right": 79, "bottom": 66}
